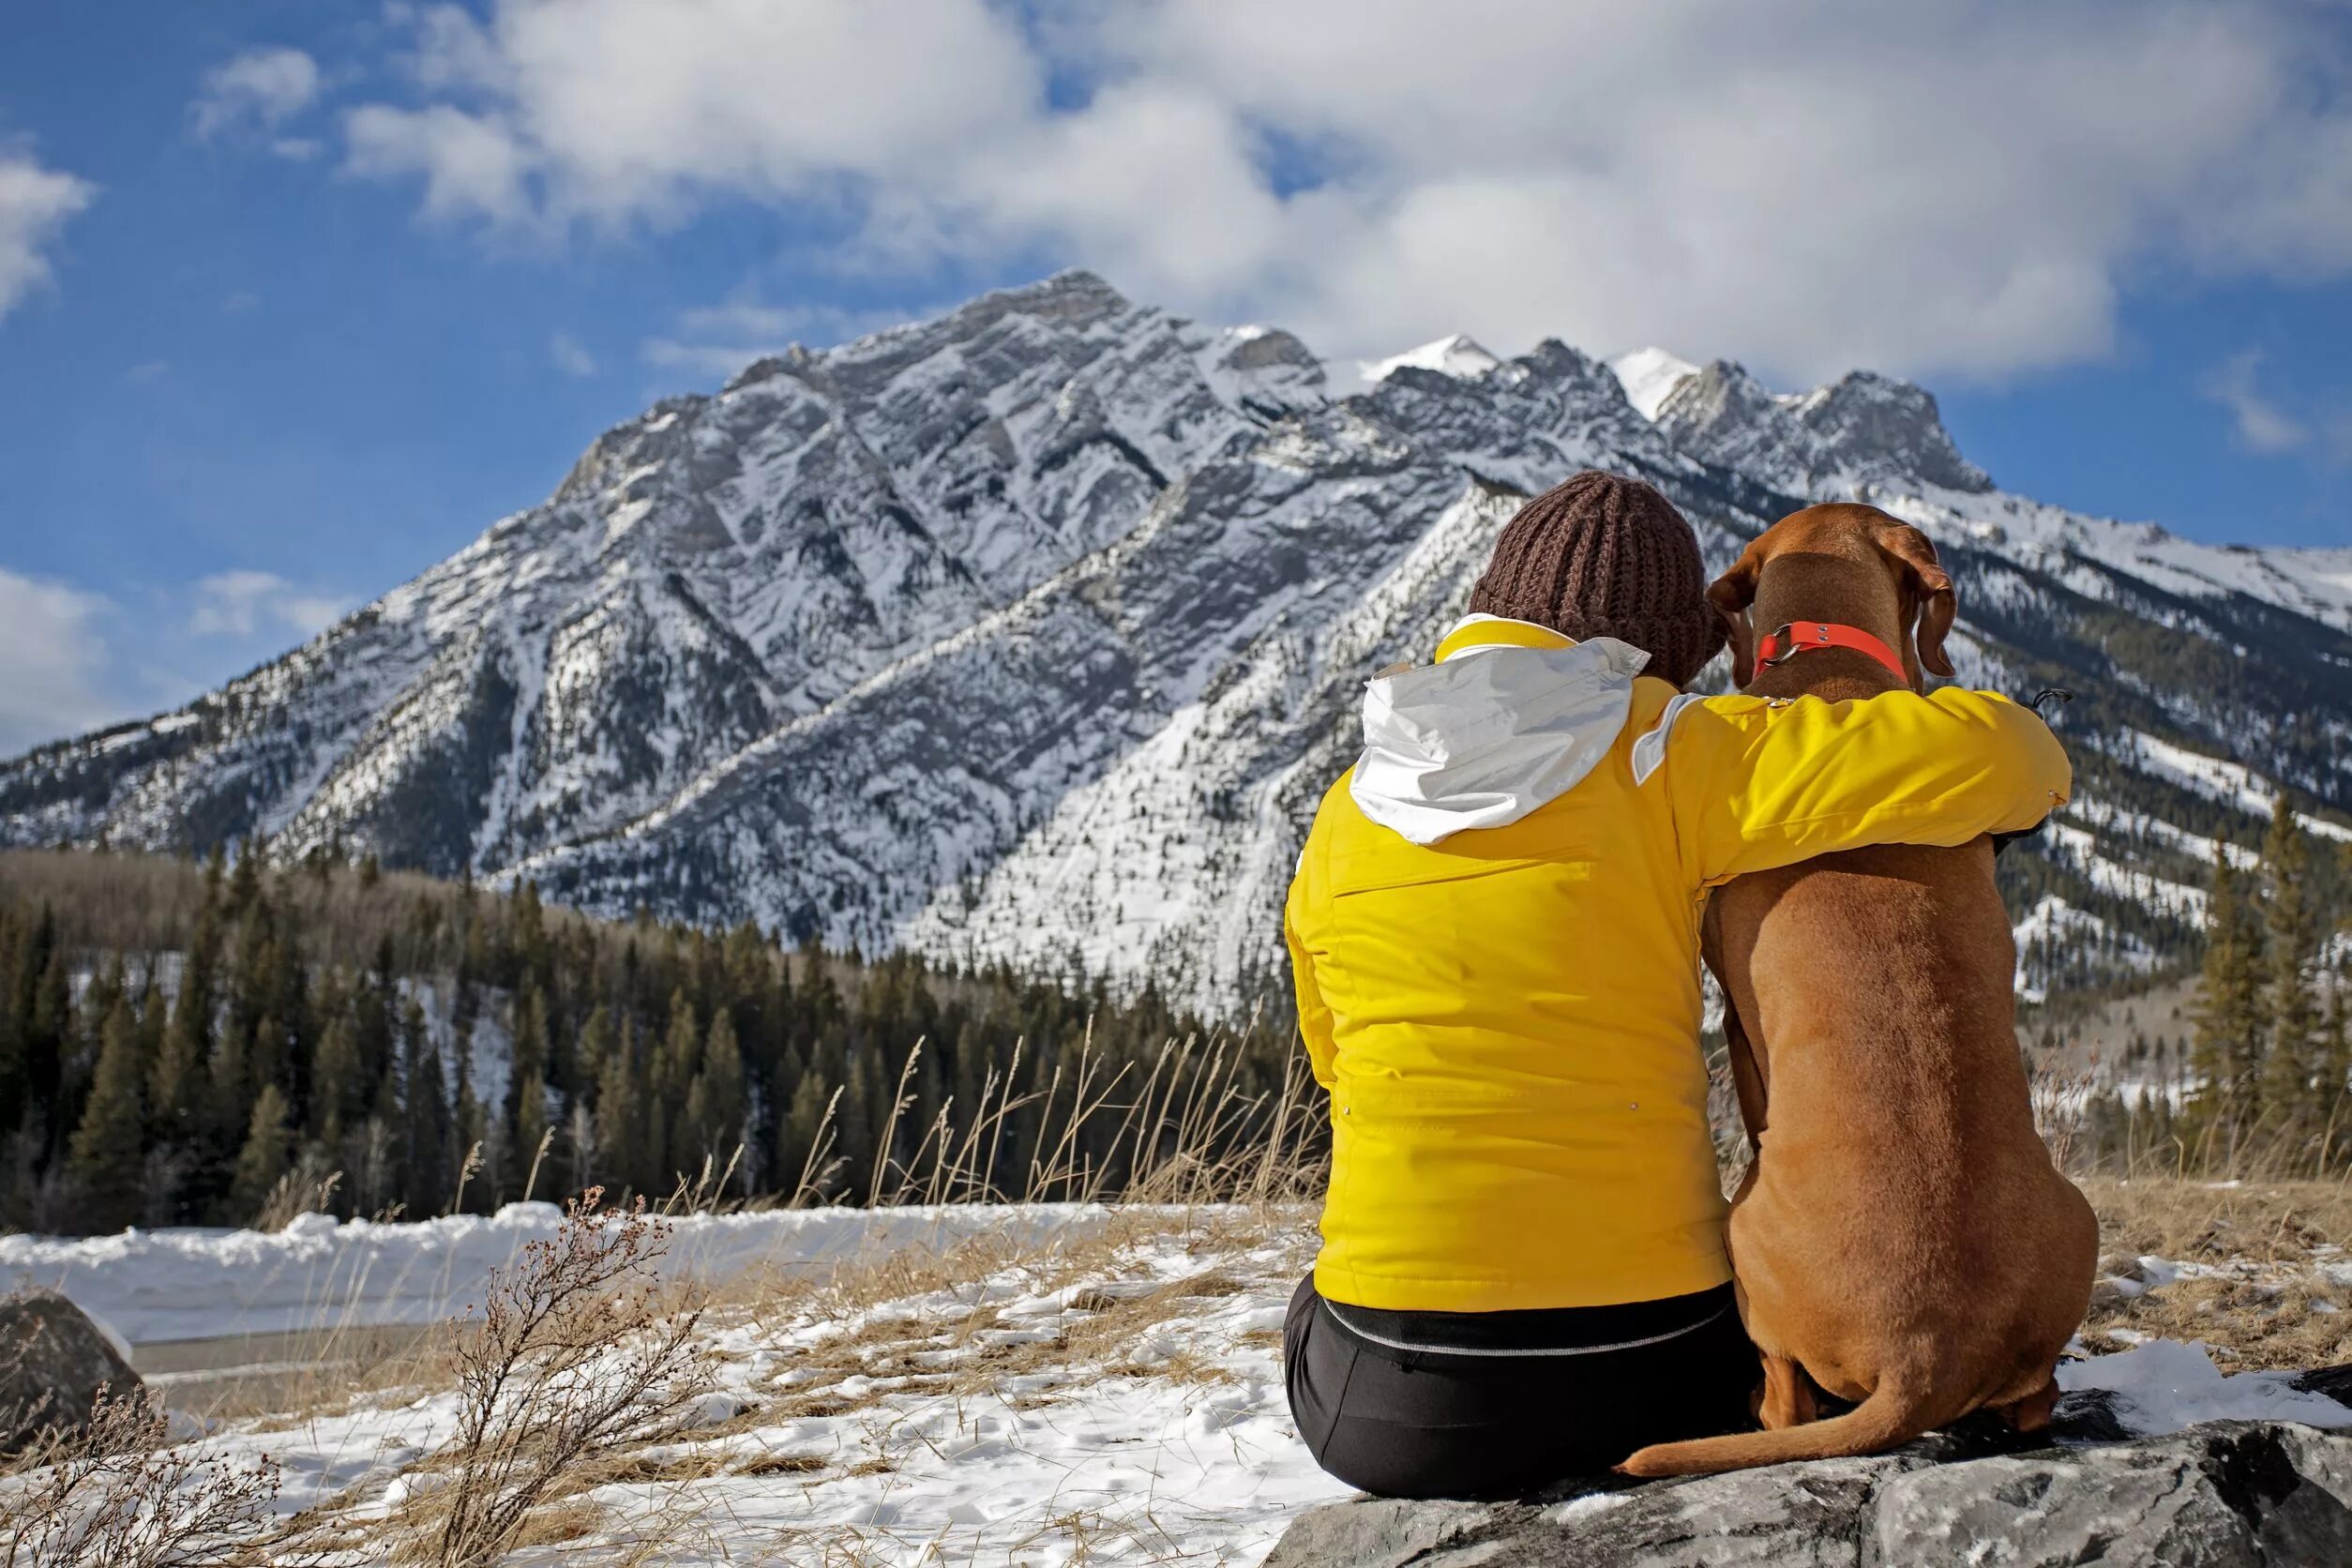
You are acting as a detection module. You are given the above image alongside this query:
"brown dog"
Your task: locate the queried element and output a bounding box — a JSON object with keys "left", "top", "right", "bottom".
{"left": 1618, "top": 502, "right": 2097, "bottom": 1477}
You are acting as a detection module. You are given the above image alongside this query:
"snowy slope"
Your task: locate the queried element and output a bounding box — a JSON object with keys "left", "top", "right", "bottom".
{"left": 5, "top": 272, "right": 2347, "bottom": 1009}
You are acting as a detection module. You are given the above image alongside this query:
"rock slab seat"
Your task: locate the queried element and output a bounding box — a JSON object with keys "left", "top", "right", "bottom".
{"left": 1265, "top": 1413, "right": 2352, "bottom": 1567}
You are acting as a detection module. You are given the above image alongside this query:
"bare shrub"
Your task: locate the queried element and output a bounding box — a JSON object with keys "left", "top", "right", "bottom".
{"left": 0, "top": 1385, "right": 279, "bottom": 1568}
{"left": 419, "top": 1187, "right": 711, "bottom": 1568}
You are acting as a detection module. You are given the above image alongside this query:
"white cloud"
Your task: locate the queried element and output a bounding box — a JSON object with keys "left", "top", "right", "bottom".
{"left": 550, "top": 329, "right": 596, "bottom": 377}
{"left": 0, "top": 570, "right": 116, "bottom": 758}
{"left": 188, "top": 571, "right": 349, "bottom": 641}
{"left": 346, "top": 102, "right": 535, "bottom": 225}
{"left": 192, "top": 47, "right": 324, "bottom": 141}
{"left": 125, "top": 359, "right": 171, "bottom": 386}
{"left": 2204, "top": 350, "right": 2309, "bottom": 455}
{"left": 337, "top": 1, "right": 2352, "bottom": 384}
{"left": 0, "top": 150, "right": 96, "bottom": 323}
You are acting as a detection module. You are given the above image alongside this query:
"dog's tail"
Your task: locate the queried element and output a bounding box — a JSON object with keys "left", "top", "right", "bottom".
{"left": 1616, "top": 1380, "right": 1937, "bottom": 1478}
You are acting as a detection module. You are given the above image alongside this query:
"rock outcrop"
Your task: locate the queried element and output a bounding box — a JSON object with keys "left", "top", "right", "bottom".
{"left": 1266, "top": 1388, "right": 2352, "bottom": 1568}
{"left": 0, "top": 1287, "right": 142, "bottom": 1453}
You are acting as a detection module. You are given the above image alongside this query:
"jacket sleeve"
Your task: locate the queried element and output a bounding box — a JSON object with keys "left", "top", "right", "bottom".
{"left": 1664, "top": 687, "right": 2072, "bottom": 886}
{"left": 1284, "top": 842, "right": 1338, "bottom": 1091}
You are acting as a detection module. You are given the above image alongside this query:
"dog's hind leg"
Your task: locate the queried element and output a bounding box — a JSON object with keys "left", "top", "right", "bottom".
{"left": 1758, "top": 1353, "right": 1818, "bottom": 1430}
{"left": 1994, "top": 1375, "right": 2059, "bottom": 1433}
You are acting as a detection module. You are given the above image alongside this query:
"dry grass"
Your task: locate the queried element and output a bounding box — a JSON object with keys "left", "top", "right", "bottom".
{"left": 500, "top": 1498, "right": 607, "bottom": 1551}
{"left": 2081, "top": 1176, "right": 2352, "bottom": 1265}
{"left": 2075, "top": 1176, "right": 2352, "bottom": 1370}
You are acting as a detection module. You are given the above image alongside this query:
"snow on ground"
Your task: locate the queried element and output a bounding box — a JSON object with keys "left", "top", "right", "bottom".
{"left": 609, "top": 1219, "right": 1349, "bottom": 1565}
{"left": 0, "top": 1203, "right": 1108, "bottom": 1345}
{"left": 78, "top": 1207, "right": 1350, "bottom": 1566}
{"left": 2058, "top": 1339, "right": 2352, "bottom": 1433}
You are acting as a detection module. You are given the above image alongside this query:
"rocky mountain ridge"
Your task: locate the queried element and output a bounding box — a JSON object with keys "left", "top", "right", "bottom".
{"left": 5, "top": 270, "right": 2348, "bottom": 1011}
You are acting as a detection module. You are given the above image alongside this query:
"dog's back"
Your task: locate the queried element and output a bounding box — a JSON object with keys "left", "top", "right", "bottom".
{"left": 1713, "top": 839, "right": 2094, "bottom": 1422}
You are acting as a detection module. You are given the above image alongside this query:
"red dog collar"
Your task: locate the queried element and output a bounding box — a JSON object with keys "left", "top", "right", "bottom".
{"left": 1753, "top": 622, "right": 1909, "bottom": 683}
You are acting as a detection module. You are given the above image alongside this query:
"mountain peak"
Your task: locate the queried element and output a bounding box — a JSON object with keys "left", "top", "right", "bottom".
{"left": 1607, "top": 347, "right": 1700, "bottom": 420}
{"left": 1000, "top": 267, "right": 1132, "bottom": 318}
{"left": 1655, "top": 359, "right": 1991, "bottom": 496}
{"left": 1361, "top": 333, "right": 1502, "bottom": 384}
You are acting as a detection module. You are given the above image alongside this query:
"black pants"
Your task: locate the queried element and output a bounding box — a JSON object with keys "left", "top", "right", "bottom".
{"left": 1282, "top": 1274, "right": 1760, "bottom": 1500}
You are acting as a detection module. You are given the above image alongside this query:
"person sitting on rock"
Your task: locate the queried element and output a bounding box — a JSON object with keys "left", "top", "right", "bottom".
{"left": 1280, "top": 469, "right": 2070, "bottom": 1500}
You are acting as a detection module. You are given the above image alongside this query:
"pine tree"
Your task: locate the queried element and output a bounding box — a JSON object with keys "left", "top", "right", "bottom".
{"left": 400, "top": 999, "right": 448, "bottom": 1217}
{"left": 354, "top": 942, "right": 399, "bottom": 1110}
{"left": 656, "top": 991, "right": 700, "bottom": 1185}
{"left": 778, "top": 1071, "right": 834, "bottom": 1199}
{"left": 2322, "top": 986, "right": 2351, "bottom": 1168}
{"left": 2258, "top": 807, "right": 2323, "bottom": 1136}
{"left": 311, "top": 1014, "right": 363, "bottom": 1138}
{"left": 839, "top": 1042, "right": 879, "bottom": 1193}
{"left": 230, "top": 1083, "right": 294, "bottom": 1220}
{"left": 147, "top": 998, "right": 211, "bottom": 1192}
{"left": 23, "top": 922, "right": 70, "bottom": 1156}
{"left": 452, "top": 1063, "right": 489, "bottom": 1214}
{"left": 68, "top": 999, "right": 145, "bottom": 1230}
{"left": 514, "top": 1070, "right": 550, "bottom": 1200}
{"left": 683, "top": 1007, "right": 746, "bottom": 1184}
{"left": 594, "top": 1016, "right": 643, "bottom": 1198}
{"left": 205, "top": 1018, "right": 255, "bottom": 1157}
{"left": 577, "top": 1005, "right": 616, "bottom": 1097}
{"left": 2189, "top": 853, "right": 2269, "bottom": 1148}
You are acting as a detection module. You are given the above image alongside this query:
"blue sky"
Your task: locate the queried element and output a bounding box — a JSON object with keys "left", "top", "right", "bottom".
{"left": 2, "top": 2, "right": 2348, "bottom": 755}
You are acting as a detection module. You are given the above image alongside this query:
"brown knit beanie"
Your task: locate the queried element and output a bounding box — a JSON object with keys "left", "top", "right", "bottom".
{"left": 1467, "top": 471, "right": 1724, "bottom": 687}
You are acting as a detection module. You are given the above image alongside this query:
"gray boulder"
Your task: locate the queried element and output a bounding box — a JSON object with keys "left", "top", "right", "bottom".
{"left": 1265, "top": 1391, "right": 2352, "bottom": 1567}
{"left": 0, "top": 1287, "right": 143, "bottom": 1452}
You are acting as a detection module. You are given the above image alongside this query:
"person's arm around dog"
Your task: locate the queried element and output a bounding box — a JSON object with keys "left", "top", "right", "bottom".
{"left": 1664, "top": 687, "right": 2069, "bottom": 885}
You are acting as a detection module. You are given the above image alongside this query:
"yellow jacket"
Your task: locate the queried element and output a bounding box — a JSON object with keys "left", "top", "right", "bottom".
{"left": 1285, "top": 615, "right": 2072, "bottom": 1313}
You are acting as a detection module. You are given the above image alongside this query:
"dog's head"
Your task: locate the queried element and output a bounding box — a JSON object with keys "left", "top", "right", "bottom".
{"left": 1704, "top": 503, "right": 1955, "bottom": 690}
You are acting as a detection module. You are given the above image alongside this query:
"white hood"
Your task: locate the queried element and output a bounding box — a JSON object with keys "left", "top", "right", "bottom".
{"left": 1349, "top": 627, "right": 1651, "bottom": 846}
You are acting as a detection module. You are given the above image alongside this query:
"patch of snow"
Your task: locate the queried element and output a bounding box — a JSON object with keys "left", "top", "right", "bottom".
{"left": 2058, "top": 1338, "right": 2352, "bottom": 1435}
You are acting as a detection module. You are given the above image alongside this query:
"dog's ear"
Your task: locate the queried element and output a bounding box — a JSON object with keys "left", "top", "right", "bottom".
{"left": 1706, "top": 550, "right": 1762, "bottom": 688}
{"left": 1872, "top": 522, "right": 1956, "bottom": 680}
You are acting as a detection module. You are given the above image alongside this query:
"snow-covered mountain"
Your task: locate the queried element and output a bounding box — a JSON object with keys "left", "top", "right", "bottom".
{"left": 6, "top": 271, "right": 2347, "bottom": 1008}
